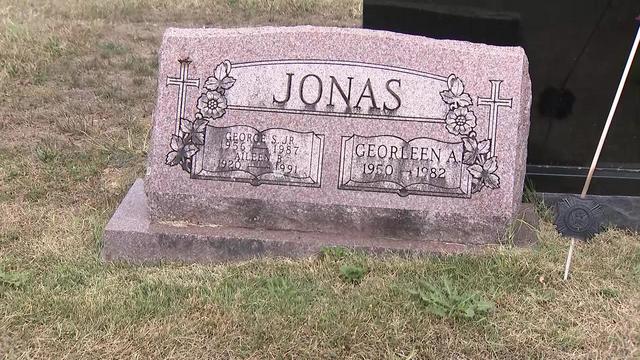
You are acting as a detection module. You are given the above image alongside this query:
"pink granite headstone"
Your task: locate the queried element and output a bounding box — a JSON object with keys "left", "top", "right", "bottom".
{"left": 102, "top": 26, "right": 533, "bottom": 263}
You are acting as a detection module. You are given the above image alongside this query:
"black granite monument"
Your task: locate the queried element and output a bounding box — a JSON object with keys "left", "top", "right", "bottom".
{"left": 364, "top": 0, "right": 640, "bottom": 228}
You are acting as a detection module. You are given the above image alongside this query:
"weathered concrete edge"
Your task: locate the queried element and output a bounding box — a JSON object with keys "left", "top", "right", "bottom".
{"left": 102, "top": 180, "right": 539, "bottom": 264}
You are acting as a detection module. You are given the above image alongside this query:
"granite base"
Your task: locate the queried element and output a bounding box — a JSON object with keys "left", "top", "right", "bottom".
{"left": 102, "top": 179, "right": 539, "bottom": 264}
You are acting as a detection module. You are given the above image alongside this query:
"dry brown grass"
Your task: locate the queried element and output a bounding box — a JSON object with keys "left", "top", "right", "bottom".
{"left": 1, "top": 0, "right": 639, "bottom": 359}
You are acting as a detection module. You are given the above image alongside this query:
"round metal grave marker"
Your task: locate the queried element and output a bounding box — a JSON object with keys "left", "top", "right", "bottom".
{"left": 555, "top": 196, "right": 604, "bottom": 239}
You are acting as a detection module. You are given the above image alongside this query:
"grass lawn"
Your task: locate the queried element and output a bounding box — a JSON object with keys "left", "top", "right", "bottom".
{"left": 1, "top": 0, "right": 639, "bottom": 358}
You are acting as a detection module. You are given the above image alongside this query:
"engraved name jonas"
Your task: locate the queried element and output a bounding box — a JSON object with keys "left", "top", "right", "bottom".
{"left": 222, "top": 59, "right": 451, "bottom": 123}
{"left": 272, "top": 73, "right": 402, "bottom": 112}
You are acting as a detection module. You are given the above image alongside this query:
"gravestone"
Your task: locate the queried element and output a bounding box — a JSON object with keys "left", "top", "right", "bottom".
{"left": 102, "top": 26, "right": 534, "bottom": 263}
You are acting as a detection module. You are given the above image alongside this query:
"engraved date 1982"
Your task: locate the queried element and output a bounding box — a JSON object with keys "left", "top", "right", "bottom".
{"left": 362, "top": 163, "right": 446, "bottom": 179}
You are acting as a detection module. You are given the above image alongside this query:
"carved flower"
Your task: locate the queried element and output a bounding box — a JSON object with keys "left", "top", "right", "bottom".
{"left": 440, "top": 74, "right": 473, "bottom": 108}
{"left": 180, "top": 114, "right": 208, "bottom": 146}
{"left": 468, "top": 156, "right": 500, "bottom": 190}
{"left": 204, "top": 60, "right": 236, "bottom": 92}
{"left": 445, "top": 107, "right": 477, "bottom": 135}
{"left": 165, "top": 134, "right": 198, "bottom": 171}
{"left": 462, "top": 136, "right": 490, "bottom": 165}
{"left": 197, "top": 90, "right": 227, "bottom": 119}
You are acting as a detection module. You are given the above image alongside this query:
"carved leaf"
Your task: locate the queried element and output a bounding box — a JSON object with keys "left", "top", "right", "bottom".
{"left": 477, "top": 139, "right": 491, "bottom": 155}
{"left": 457, "top": 93, "right": 473, "bottom": 107}
{"left": 180, "top": 158, "right": 192, "bottom": 172}
{"left": 220, "top": 76, "right": 236, "bottom": 90}
{"left": 449, "top": 76, "right": 464, "bottom": 96}
{"left": 214, "top": 60, "right": 232, "bottom": 80}
{"left": 471, "top": 180, "right": 484, "bottom": 194}
{"left": 180, "top": 119, "right": 193, "bottom": 134}
{"left": 462, "top": 150, "right": 476, "bottom": 165}
{"left": 189, "top": 132, "right": 205, "bottom": 146}
{"left": 462, "top": 137, "right": 476, "bottom": 150}
{"left": 447, "top": 74, "right": 457, "bottom": 90}
{"left": 193, "top": 118, "right": 208, "bottom": 132}
{"left": 485, "top": 174, "right": 500, "bottom": 189}
{"left": 467, "top": 164, "right": 483, "bottom": 179}
{"left": 440, "top": 90, "right": 456, "bottom": 104}
{"left": 165, "top": 151, "right": 181, "bottom": 166}
{"left": 170, "top": 134, "right": 182, "bottom": 151}
{"left": 214, "top": 62, "right": 225, "bottom": 80}
{"left": 204, "top": 76, "right": 220, "bottom": 91}
{"left": 485, "top": 157, "right": 498, "bottom": 173}
{"left": 183, "top": 144, "right": 198, "bottom": 158}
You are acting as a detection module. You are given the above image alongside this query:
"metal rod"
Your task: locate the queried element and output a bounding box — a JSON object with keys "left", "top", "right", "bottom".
{"left": 563, "top": 238, "right": 576, "bottom": 280}
{"left": 565, "top": 19, "right": 640, "bottom": 281}
{"left": 581, "top": 24, "right": 640, "bottom": 198}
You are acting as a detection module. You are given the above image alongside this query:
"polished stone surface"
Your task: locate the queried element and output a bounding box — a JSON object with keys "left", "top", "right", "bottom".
{"left": 145, "top": 27, "right": 531, "bottom": 241}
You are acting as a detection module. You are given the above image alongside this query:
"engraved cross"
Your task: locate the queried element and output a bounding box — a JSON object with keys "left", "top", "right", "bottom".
{"left": 477, "top": 80, "right": 512, "bottom": 157}
{"left": 167, "top": 58, "right": 200, "bottom": 135}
